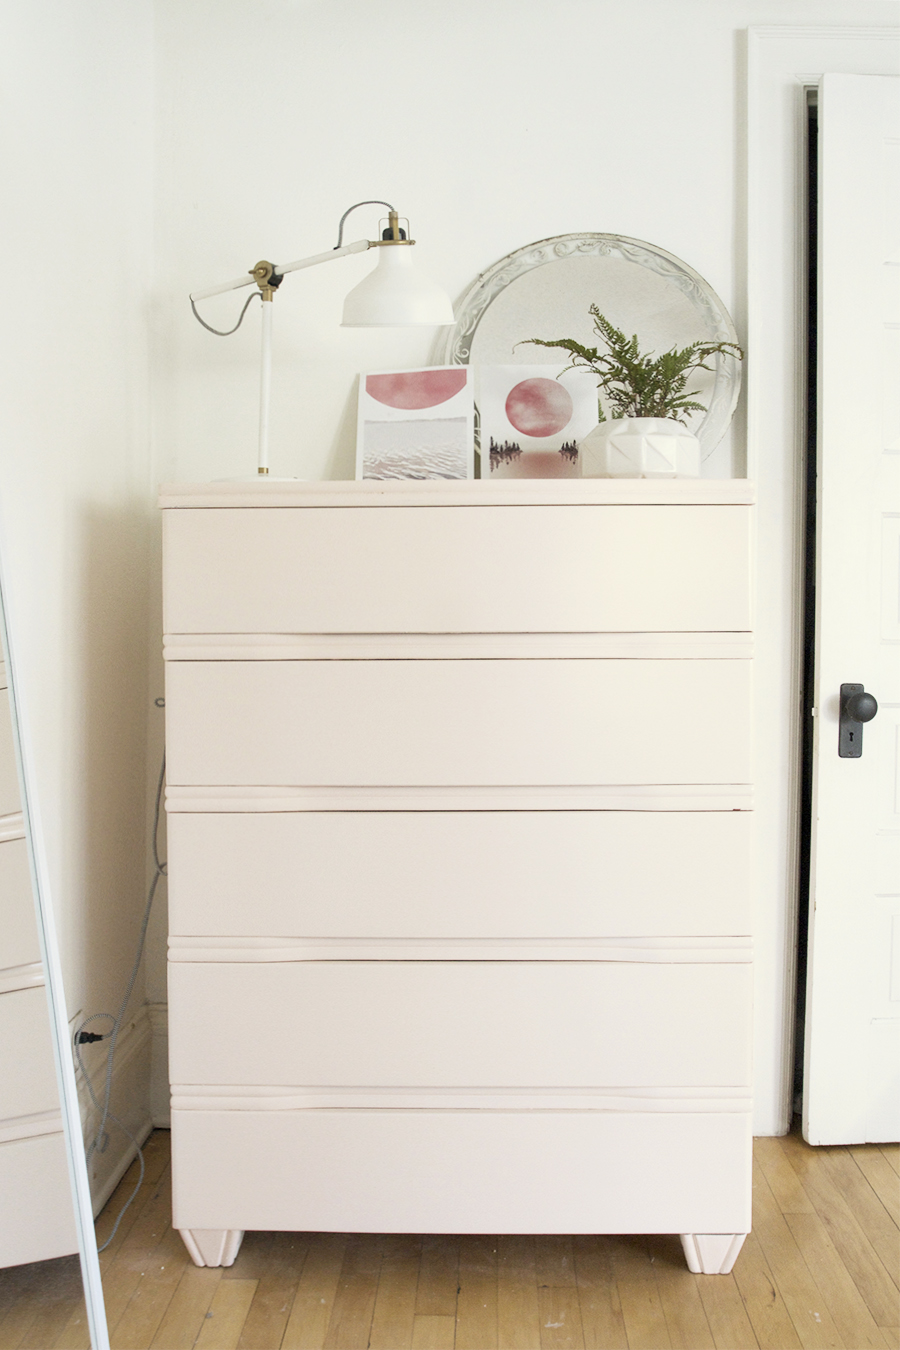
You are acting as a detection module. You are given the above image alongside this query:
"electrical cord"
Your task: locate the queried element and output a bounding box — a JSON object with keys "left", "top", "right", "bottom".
{"left": 190, "top": 290, "right": 260, "bottom": 335}
{"left": 74, "top": 744, "right": 167, "bottom": 1252}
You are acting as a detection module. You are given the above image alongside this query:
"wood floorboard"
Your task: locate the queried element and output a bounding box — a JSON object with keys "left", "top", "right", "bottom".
{"left": 414, "top": 1236, "right": 459, "bottom": 1319}
{"left": 728, "top": 1230, "right": 799, "bottom": 1350}
{"left": 366, "top": 1234, "right": 421, "bottom": 1350}
{"left": 609, "top": 1234, "right": 673, "bottom": 1350}
{"left": 234, "top": 1232, "right": 308, "bottom": 1350}
{"left": 496, "top": 1235, "right": 541, "bottom": 1350}
{"left": 0, "top": 1256, "right": 79, "bottom": 1350}
{"left": 280, "top": 1233, "right": 347, "bottom": 1350}
{"left": 537, "top": 1285, "right": 584, "bottom": 1349}
{"left": 570, "top": 1235, "right": 628, "bottom": 1350}
{"left": 321, "top": 1233, "right": 383, "bottom": 1349}
{"left": 777, "top": 1132, "right": 900, "bottom": 1326}
{"left": 10, "top": 1255, "right": 83, "bottom": 1350}
{"left": 410, "top": 1312, "right": 455, "bottom": 1349}
{"left": 649, "top": 1233, "right": 717, "bottom": 1350}
{"left": 820, "top": 1149, "right": 900, "bottom": 1283}
{"left": 109, "top": 1222, "right": 193, "bottom": 1349}
{"left": 1, "top": 1128, "right": 898, "bottom": 1349}
{"left": 848, "top": 1147, "right": 900, "bottom": 1228}
{"left": 194, "top": 1278, "right": 259, "bottom": 1350}
{"left": 695, "top": 1271, "right": 760, "bottom": 1350}
{"left": 879, "top": 1145, "right": 899, "bottom": 1178}
{"left": 783, "top": 1212, "right": 892, "bottom": 1350}
{"left": 455, "top": 1235, "right": 499, "bottom": 1350}
{"left": 750, "top": 1157, "right": 845, "bottom": 1348}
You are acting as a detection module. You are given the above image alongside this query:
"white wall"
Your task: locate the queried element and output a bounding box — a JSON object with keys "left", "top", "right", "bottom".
{"left": 151, "top": 0, "right": 897, "bottom": 1135}
{"left": 0, "top": 0, "right": 156, "bottom": 1194}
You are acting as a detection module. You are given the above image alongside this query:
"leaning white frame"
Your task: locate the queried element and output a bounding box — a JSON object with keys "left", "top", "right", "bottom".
{"left": 0, "top": 524, "right": 110, "bottom": 1350}
{"left": 746, "top": 25, "right": 899, "bottom": 1136}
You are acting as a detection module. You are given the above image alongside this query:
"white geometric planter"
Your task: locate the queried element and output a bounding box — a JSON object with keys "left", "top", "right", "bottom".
{"left": 579, "top": 417, "right": 701, "bottom": 479}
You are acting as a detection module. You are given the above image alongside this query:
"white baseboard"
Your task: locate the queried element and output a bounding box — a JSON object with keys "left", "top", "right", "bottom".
{"left": 74, "top": 1002, "right": 154, "bottom": 1217}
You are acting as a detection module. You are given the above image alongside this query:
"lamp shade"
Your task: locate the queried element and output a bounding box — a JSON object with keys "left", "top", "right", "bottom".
{"left": 342, "top": 245, "right": 454, "bottom": 326}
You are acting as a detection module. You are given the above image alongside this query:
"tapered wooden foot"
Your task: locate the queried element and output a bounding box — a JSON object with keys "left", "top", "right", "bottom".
{"left": 179, "top": 1228, "right": 245, "bottom": 1267}
{"left": 680, "top": 1232, "right": 747, "bottom": 1274}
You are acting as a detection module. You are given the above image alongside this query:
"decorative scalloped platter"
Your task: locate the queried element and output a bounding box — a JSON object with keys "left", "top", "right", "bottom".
{"left": 435, "top": 233, "right": 742, "bottom": 459}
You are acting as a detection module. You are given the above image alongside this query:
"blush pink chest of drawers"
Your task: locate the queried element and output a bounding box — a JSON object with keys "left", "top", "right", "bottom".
{"left": 161, "top": 478, "right": 754, "bottom": 1274}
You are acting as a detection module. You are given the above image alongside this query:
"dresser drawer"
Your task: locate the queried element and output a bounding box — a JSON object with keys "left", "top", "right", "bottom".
{"left": 0, "top": 838, "right": 40, "bottom": 971}
{"left": 163, "top": 505, "right": 750, "bottom": 635}
{"left": 171, "top": 1109, "right": 752, "bottom": 1236}
{"left": 0, "top": 1134, "right": 78, "bottom": 1266}
{"left": 168, "top": 961, "right": 752, "bottom": 1089}
{"left": 165, "top": 658, "right": 751, "bottom": 787}
{"left": 0, "top": 689, "right": 21, "bottom": 817}
{"left": 0, "top": 986, "right": 60, "bottom": 1119}
{"left": 167, "top": 810, "right": 752, "bottom": 940}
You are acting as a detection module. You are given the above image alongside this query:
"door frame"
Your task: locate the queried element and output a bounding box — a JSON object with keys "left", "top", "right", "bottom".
{"left": 746, "top": 26, "right": 899, "bottom": 1136}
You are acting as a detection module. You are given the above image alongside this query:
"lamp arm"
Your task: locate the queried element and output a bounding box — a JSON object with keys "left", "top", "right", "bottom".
{"left": 274, "top": 237, "right": 370, "bottom": 279}
{"left": 189, "top": 237, "right": 371, "bottom": 303}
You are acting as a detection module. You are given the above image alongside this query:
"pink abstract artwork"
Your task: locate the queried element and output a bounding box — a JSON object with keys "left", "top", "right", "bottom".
{"left": 357, "top": 366, "right": 474, "bottom": 479}
{"left": 505, "top": 378, "right": 574, "bottom": 437}
{"left": 366, "top": 369, "right": 468, "bottom": 410}
{"left": 479, "top": 364, "right": 599, "bottom": 479}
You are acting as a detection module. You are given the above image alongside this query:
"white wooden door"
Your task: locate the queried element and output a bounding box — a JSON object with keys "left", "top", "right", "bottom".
{"left": 805, "top": 73, "right": 900, "bottom": 1144}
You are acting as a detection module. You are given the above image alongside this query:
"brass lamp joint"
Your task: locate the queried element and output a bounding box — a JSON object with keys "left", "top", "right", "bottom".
{"left": 249, "top": 260, "right": 283, "bottom": 300}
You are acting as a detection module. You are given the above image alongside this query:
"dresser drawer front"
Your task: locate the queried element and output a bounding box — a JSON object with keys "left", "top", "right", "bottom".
{"left": 0, "top": 1134, "right": 78, "bottom": 1266}
{"left": 0, "top": 690, "right": 21, "bottom": 817}
{"left": 168, "top": 961, "right": 752, "bottom": 1089}
{"left": 165, "top": 658, "right": 751, "bottom": 787}
{"left": 163, "top": 505, "right": 750, "bottom": 635}
{"left": 171, "top": 1109, "right": 752, "bottom": 1236}
{"left": 167, "top": 810, "right": 752, "bottom": 940}
{"left": 0, "top": 838, "right": 40, "bottom": 970}
{"left": 0, "top": 986, "right": 60, "bottom": 1119}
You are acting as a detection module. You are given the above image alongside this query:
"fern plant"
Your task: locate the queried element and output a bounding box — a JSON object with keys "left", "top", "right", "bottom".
{"left": 522, "top": 305, "right": 742, "bottom": 426}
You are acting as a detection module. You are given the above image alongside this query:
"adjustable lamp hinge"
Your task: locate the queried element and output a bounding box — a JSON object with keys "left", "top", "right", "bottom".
{"left": 249, "top": 260, "right": 284, "bottom": 300}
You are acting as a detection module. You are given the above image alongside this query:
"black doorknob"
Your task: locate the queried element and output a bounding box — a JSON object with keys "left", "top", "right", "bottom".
{"left": 846, "top": 690, "right": 878, "bottom": 723}
{"left": 839, "top": 683, "right": 878, "bottom": 757}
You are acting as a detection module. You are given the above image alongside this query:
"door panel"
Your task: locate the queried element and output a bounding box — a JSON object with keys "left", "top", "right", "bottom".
{"left": 805, "top": 73, "right": 900, "bottom": 1143}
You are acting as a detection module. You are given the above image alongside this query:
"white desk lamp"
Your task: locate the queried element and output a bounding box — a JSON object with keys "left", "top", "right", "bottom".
{"left": 190, "top": 200, "right": 455, "bottom": 476}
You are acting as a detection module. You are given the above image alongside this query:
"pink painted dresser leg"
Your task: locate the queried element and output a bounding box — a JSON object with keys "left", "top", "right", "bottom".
{"left": 179, "top": 1228, "right": 245, "bottom": 1267}
{"left": 680, "top": 1232, "right": 747, "bottom": 1274}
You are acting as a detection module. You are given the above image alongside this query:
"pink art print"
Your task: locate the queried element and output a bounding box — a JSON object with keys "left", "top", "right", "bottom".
{"left": 356, "top": 366, "right": 474, "bottom": 480}
{"left": 478, "top": 365, "right": 598, "bottom": 478}
{"left": 365, "top": 369, "right": 468, "bottom": 410}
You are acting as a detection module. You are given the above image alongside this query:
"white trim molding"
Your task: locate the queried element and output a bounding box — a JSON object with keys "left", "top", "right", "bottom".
{"left": 746, "top": 25, "right": 899, "bottom": 1135}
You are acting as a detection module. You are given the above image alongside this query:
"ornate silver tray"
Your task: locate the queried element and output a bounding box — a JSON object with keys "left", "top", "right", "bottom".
{"left": 435, "top": 233, "right": 742, "bottom": 458}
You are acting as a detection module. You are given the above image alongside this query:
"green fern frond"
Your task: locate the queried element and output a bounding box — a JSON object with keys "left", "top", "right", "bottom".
{"left": 519, "top": 308, "right": 742, "bottom": 425}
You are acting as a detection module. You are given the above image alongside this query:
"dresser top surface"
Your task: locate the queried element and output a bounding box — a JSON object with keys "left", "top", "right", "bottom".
{"left": 159, "top": 479, "right": 755, "bottom": 509}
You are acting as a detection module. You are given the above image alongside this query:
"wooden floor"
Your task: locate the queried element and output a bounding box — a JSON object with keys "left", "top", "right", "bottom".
{"left": 0, "top": 1128, "right": 896, "bottom": 1350}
